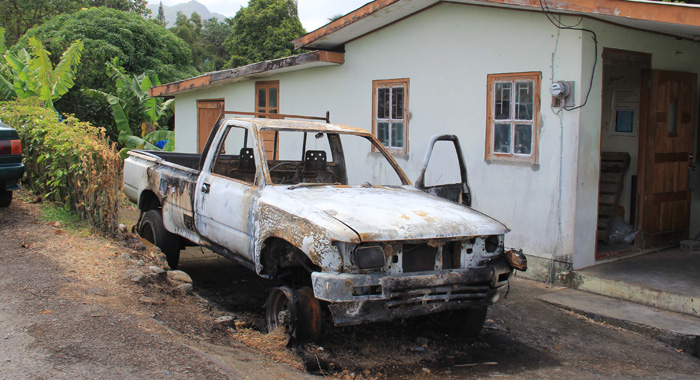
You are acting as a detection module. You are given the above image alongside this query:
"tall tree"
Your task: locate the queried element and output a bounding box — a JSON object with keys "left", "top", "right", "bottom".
{"left": 201, "top": 17, "right": 232, "bottom": 71}
{"left": 16, "top": 7, "right": 197, "bottom": 138}
{"left": 156, "top": 1, "right": 166, "bottom": 27}
{"left": 170, "top": 13, "right": 232, "bottom": 73}
{"left": 223, "top": 0, "right": 306, "bottom": 68}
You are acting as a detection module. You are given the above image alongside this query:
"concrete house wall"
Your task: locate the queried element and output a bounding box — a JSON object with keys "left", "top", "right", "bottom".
{"left": 169, "top": 2, "right": 700, "bottom": 273}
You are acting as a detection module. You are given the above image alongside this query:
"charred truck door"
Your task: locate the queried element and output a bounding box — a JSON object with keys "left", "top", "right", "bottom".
{"left": 195, "top": 123, "right": 259, "bottom": 262}
{"left": 415, "top": 135, "right": 472, "bottom": 207}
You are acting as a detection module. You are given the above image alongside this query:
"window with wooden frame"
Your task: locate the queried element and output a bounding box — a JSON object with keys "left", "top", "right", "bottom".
{"left": 485, "top": 72, "right": 541, "bottom": 164}
{"left": 373, "top": 79, "right": 409, "bottom": 154}
{"left": 255, "top": 81, "right": 279, "bottom": 160}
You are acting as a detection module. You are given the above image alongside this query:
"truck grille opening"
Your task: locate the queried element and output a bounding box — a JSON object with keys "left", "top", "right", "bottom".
{"left": 402, "top": 244, "right": 437, "bottom": 272}
{"left": 401, "top": 242, "right": 461, "bottom": 272}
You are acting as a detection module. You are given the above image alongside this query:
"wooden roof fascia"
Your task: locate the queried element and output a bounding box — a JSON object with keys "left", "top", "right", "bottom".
{"left": 292, "top": 0, "right": 402, "bottom": 49}
{"left": 502, "top": 0, "right": 700, "bottom": 26}
{"left": 149, "top": 51, "right": 345, "bottom": 97}
{"left": 293, "top": 0, "right": 700, "bottom": 50}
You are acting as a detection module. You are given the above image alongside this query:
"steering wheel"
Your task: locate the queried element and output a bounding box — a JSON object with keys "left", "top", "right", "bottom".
{"left": 269, "top": 162, "right": 302, "bottom": 184}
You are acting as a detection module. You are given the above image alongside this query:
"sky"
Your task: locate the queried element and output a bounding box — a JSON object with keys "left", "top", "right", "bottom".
{"left": 157, "top": 0, "right": 371, "bottom": 31}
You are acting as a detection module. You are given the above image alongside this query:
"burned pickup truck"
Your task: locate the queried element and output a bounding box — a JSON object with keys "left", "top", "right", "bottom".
{"left": 123, "top": 114, "right": 525, "bottom": 340}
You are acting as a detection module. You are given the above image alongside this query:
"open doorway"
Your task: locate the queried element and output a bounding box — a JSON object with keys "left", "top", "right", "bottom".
{"left": 596, "top": 49, "right": 697, "bottom": 261}
{"left": 596, "top": 49, "right": 650, "bottom": 260}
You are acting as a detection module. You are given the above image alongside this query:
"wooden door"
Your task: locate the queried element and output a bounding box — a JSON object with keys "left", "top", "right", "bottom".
{"left": 197, "top": 99, "right": 224, "bottom": 153}
{"left": 639, "top": 70, "right": 697, "bottom": 247}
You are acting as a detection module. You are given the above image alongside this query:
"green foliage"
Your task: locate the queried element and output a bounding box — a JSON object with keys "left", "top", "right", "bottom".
{"left": 40, "top": 202, "right": 92, "bottom": 237}
{"left": 84, "top": 62, "right": 175, "bottom": 158}
{"left": 0, "top": 37, "right": 83, "bottom": 109}
{"left": 0, "top": 27, "right": 6, "bottom": 52}
{"left": 170, "top": 12, "right": 232, "bottom": 72}
{"left": 0, "top": 0, "right": 85, "bottom": 45}
{"left": 0, "top": 98, "right": 122, "bottom": 235}
{"left": 15, "top": 7, "right": 198, "bottom": 139}
{"left": 224, "top": 0, "right": 306, "bottom": 68}
{"left": 88, "top": 0, "right": 150, "bottom": 16}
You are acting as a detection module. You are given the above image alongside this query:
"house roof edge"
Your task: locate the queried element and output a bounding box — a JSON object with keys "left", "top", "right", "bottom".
{"left": 149, "top": 51, "right": 345, "bottom": 97}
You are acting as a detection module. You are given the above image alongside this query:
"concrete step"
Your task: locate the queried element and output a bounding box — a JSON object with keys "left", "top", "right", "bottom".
{"left": 538, "top": 288, "right": 700, "bottom": 357}
{"left": 562, "top": 266, "right": 700, "bottom": 318}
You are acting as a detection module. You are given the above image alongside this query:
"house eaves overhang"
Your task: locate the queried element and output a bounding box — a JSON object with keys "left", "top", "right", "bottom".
{"left": 293, "top": 0, "right": 700, "bottom": 51}
{"left": 150, "top": 50, "right": 344, "bottom": 97}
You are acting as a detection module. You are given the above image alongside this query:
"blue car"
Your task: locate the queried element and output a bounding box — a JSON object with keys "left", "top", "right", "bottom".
{"left": 0, "top": 121, "right": 24, "bottom": 207}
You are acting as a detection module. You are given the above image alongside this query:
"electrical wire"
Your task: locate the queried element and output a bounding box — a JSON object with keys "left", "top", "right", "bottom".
{"left": 539, "top": 0, "right": 598, "bottom": 111}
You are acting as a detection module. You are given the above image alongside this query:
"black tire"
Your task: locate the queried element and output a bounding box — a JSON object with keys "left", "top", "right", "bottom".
{"left": 139, "top": 209, "right": 181, "bottom": 269}
{"left": 0, "top": 190, "right": 12, "bottom": 207}
{"left": 430, "top": 307, "right": 488, "bottom": 337}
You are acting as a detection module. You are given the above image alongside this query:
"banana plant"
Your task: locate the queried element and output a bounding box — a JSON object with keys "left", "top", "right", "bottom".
{"left": 0, "top": 36, "right": 83, "bottom": 110}
{"left": 84, "top": 62, "right": 175, "bottom": 158}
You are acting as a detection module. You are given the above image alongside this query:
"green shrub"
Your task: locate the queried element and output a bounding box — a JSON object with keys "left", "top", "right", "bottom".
{"left": 0, "top": 99, "right": 122, "bottom": 235}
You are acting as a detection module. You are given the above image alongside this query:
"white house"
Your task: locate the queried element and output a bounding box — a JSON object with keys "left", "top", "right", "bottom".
{"left": 150, "top": 0, "right": 700, "bottom": 281}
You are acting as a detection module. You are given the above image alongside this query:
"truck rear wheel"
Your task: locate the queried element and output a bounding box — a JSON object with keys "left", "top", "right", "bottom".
{"left": 140, "top": 209, "right": 181, "bottom": 269}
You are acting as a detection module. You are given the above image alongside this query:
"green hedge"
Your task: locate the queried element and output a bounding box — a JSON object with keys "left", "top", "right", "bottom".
{"left": 0, "top": 99, "right": 122, "bottom": 235}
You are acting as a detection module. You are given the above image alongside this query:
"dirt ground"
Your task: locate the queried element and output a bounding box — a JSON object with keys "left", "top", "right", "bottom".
{"left": 1, "top": 195, "right": 700, "bottom": 379}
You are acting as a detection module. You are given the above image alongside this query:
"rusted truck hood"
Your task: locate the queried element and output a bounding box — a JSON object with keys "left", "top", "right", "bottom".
{"left": 281, "top": 186, "right": 508, "bottom": 242}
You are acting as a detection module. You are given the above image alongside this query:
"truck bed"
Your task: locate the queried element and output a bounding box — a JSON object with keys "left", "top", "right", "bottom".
{"left": 130, "top": 150, "right": 202, "bottom": 171}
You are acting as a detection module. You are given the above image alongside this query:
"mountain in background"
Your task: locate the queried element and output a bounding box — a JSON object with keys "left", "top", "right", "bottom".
{"left": 147, "top": 1, "right": 230, "bottom": 26}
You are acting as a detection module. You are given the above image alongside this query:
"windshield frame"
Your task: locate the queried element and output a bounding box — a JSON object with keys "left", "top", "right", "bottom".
{"left": 257, "top": 127, "right": 411, "bottom": 187}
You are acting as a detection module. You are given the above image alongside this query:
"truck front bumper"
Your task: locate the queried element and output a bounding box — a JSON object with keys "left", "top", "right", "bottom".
{"left": 311, "top": 261, "right": 512, "bottom": 326}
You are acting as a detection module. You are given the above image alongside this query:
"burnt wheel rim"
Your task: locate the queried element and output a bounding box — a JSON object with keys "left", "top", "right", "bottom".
{"left": 266, "top": 287, "right": 295, "bottom": 335}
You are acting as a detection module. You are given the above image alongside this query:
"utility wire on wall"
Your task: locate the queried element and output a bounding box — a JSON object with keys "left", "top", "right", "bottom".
{"left": 540, "top": 0, "right": 598, "bottom": 111}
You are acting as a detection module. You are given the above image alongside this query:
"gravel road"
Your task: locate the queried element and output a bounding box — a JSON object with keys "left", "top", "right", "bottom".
{"left": 1, "top": 196, "right": 699, "bottom": 379}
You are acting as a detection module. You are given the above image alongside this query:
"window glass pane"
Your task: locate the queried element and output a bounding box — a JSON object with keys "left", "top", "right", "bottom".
{"left": 269, "top": 88, "right": 278, "bottom": 108}
{"left": 377, "top": 88, "right": 389, "bottom": 119}
{"left": 514, "top": 124, "right": 532, "bottom": 155}
{"left": 515, "top": 81, "right": 534, "bottom": 120}
{"left": 258, "top": 89, "right": 266, "bottom": 108}
{"left": 377, "top": 122, "right": 389, "bottom": 146}
{"left": 494, "top": 123, "right": 511, "bottom": 153}
{"left": 392, "top": 87, "right": 404, "bottom": 119}
{"left": 391, "top": 122, "right": 404, "bottom": 148}
{"left": 495, "top": 82, "right": 511, "bottom": 120}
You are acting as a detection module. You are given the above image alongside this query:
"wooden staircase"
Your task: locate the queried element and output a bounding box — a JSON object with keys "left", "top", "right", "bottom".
{"left": 597, "top": 152, "right": 631, "bottom": 244}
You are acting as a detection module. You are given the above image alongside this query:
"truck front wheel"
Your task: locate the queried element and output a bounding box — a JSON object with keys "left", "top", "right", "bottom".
{"left": 140, "top": 209, "right": 181, "bottom": 269}
{"left": 266, "top": 286, "right": 322, "bottom": 344}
